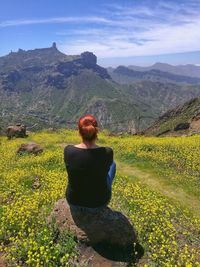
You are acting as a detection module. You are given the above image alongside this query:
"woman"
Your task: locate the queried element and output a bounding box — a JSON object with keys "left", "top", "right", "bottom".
{"left": 64, "top": 114, "right": 116, "bottom": 209}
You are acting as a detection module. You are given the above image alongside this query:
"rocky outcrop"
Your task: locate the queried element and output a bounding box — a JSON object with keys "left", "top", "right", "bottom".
{"left": 174, "top": 122, "right": 190, "bottom": 131}
{"left": 48, "top": 199, "right": 141, "bottom": 266}
{"left": 80, "top": 51, "right": 97, "bottom": 67}
{"left": 55, "top": 51, "right": 110, "bottom": 80}
{"left": 48, "top": 199, "right": 137, "bottom": 246}
{"left": 6, "top": 124, "right": 27, "bottom": 139}
{"left": 144, "top": 97, "right": 200, "bottom": 136}
{"left": 17, "top": 142, "right": 43, "bottom": 155}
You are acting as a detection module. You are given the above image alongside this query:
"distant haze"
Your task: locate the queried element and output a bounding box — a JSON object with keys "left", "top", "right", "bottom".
{"left": 98, "top": 51, "right": 200, "bottom": 67}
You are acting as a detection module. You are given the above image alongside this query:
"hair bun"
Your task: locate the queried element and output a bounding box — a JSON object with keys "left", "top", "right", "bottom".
{"left": 78, "top": 115, "right": 98, "bottom": 141}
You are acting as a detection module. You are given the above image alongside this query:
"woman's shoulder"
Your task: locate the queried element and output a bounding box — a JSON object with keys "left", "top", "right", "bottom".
{"left": 64, "top": 144, "right": 75, "bottom": 153}
{"left": 104, "top": 146, "right": 113, "bottom": 155}
{"left": 64, "top": 144, "right": 113, "bottom": 153}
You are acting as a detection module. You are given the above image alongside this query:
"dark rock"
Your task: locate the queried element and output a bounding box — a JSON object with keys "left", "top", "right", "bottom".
{"left": 48, "top": 199, "right": 137, "bottom": 246}
{"left": 80, "top": 52, "right": 97, "bottom": 67}
{"left": 52, "top": 42, "right": 57, "bottom": 49}
{"left": 48, "top": 199, "right": 144, "bottom": 266}
{"left": 17, "top": 142, "right": 43, "bottom": 155}
{"left": 56, "top": 51, "right": 110, "bottom": 80}
{"left": 18, "top": 48, "right": 24, "bottom": 53}
{"left": 174, "top": 122, "right": 190, "bottom": 131}
{"left": 6, "top": 124, "right": 27, "bottom": 139}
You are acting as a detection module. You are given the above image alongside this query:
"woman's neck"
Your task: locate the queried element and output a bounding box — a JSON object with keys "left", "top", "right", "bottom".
{"left": 77, "top": 140, "right": 99, "bottom": 148}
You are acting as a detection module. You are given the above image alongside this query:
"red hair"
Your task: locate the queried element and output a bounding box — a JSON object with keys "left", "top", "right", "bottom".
{"left": 78, "top": 114, "right": 98, "bottom": 141}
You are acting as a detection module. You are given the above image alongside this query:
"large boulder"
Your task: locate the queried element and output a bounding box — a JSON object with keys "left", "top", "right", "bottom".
{"left": 48, "top": 199, "right": 137, "bottom": 247}
{"left": 174, "top": 122, "right": 190, "bottom": 131}
{"left": 6, "top": 124, "right": 27, "bottom": 139}
{"left": 17, "top": 143, "right": 43, "bottom": 155}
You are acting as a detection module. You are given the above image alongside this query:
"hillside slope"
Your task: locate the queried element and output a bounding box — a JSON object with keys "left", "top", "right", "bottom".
{"left": 143, "top": 96, "right": 200, "bottom": 136}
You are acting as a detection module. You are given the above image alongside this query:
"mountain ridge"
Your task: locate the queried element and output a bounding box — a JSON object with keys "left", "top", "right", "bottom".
{"left": 108, "top": 65, "right": 200, "bottom": 85}
{"left": 1, "top": 44, "right": 200, "bottom": 134}
{"left": 127, "top": 62, "right": 200, "bottom": 78}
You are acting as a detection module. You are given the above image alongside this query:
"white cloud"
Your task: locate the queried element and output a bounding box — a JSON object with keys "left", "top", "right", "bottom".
{"left": 0, "top": 16, "right": 111, "bottom": 27}
{"left": 59, "top": 1, "right": 200, "bottom": 58}
{"left": 1, "top": 1, "right": 200, "bottom": 58}
{"left": 59, "top": 18, "right": 200, "bottom": 58}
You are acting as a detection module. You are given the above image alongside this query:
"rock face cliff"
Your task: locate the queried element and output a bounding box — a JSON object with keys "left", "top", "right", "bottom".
{"left": 0, "top": 44, "right": 110, "bottom": 92}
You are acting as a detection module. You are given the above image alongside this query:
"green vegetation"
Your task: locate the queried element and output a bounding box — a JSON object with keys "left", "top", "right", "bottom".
{"left": 144, "top": 96, "right": 200, "bottom": 136}
{"left": 1, "top": 45, "right": 200, "bottom": 133}
{"left": 0, "top": 130, "right": 200, "bottom": 266}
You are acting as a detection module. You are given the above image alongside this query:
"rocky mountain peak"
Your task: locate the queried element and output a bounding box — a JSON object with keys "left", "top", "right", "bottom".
{"left": 80, "top": 52, "right": 97, "bottom": 67}
{"left": 52, "top": 42, "right": 57, "bottom": 49}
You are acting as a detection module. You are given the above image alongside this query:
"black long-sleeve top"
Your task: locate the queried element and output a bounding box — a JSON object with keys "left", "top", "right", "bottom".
{"left": 64, "top": 144, "right": 113, "bottom": 208}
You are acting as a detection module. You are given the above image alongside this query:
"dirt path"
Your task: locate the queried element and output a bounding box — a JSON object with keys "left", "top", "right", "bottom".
{"left": 116, "top": 160, "right": 200, "bottom": 218}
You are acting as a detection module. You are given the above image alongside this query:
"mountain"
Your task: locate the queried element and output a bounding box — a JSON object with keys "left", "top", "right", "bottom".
{"left": 128, "top": 63, "right": 200, "bottom": 78}
{"left": 0, "top": 43, "right": 155, "bottom": 133}
{"left": 1, "top": 44, "right": 200, "bottom": 134}
{"left": 108, "top": 66, "right": 200, "bottom": 85}
{"left": 143, "top": 97, "right": 200, "bottom": 136}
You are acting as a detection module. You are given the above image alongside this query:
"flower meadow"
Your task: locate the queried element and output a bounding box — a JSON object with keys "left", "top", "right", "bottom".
{"left": 107, "top": 135, "right": 200, "bottom": 197}
{"left": 0, "top": 130, "right": 200, "bottom": 266}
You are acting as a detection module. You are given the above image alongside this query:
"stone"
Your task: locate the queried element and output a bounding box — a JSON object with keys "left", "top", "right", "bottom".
{"left": 80, "top": 51, "right": 97, "bottom": 67}
{"left": 174, "top": 122, "right": 190, "bottom": 131}
{"left": 6, "top": 124, "right": 27, "bottom": 139}
{"left": 17, "top": 143, "right": 43, "bottom": 155}
{"left": 48, "top": 199, "right": 137, "bottom": 247}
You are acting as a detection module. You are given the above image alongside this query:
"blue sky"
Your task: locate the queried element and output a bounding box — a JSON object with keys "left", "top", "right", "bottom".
{"left": 1, "top": 0, "right": 200, "bottom": 66}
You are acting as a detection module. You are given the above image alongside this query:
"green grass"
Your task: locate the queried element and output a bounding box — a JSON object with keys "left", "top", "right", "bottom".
{"left": 0, "top": 130, "right": 200, "bottom": 266}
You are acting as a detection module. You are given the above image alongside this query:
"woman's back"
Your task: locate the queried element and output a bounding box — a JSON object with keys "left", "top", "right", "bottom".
{"left": 64, "top": 145, "right": 113, "bottom": 208}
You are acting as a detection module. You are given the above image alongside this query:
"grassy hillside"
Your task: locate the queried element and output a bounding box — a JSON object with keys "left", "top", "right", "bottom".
{"left": 144, "top": 96, "right": 200, "bottom": 136}
{"left": 0, "top": 130, "right": 200, "bottom": 266}
{"left": 0, "top": 71, "right": 153, "bottom": 133}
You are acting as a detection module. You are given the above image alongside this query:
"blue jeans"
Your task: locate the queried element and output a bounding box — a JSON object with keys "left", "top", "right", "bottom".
{"left": 107, "top": 161, "right": 116, "bottom": 191}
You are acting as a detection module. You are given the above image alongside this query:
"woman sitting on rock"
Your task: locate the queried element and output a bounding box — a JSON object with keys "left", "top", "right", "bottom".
{"left": 64, "top": 114, "right": 116, "bottom": 209}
